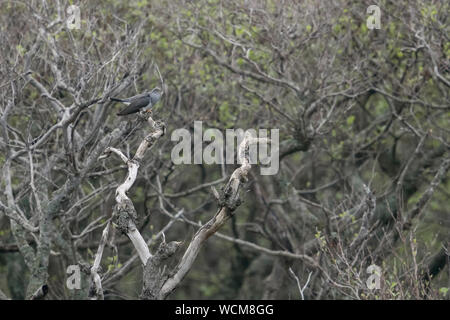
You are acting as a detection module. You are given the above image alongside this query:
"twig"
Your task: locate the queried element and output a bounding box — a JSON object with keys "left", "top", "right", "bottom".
{"left": 89, "top": 222, "right": 110, "bottom": 300}
{"left": 289, "top": 268, "right": 313, "bottom": 300}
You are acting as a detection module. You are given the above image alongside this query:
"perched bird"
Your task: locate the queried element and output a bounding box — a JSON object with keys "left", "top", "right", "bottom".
{"left": 111, "top": 87, "right": 163, "bottom": 116}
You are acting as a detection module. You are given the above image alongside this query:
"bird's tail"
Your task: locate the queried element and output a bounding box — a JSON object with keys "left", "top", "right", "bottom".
{"left": 110, "top": 97, "right": 125, "bottom": 102}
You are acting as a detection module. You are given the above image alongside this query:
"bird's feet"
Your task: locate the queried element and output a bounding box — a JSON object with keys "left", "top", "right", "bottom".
{"left": 138, "top": 109, "right": 152, "bottom": 120}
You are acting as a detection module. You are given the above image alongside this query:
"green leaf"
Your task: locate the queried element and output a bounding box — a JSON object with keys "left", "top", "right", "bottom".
{"left": 346, "top": 115, "right": 355, "bottom": 125}
{"left": 236, "top": 26, "right": 245, "bottom": 37}
{"left": 16, "top": 44, "right": 25, "bottom": 57}
{"left": 439, "top": 287, "right": 448, "bottom": 296}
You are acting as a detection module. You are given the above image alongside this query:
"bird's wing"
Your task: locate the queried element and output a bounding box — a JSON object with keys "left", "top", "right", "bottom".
{"left": 112, "top": 92, "right": 148, "bottom": 103}
{"left": 122, "top": 92, "right": 149, "bottom": 102}
{"left": 116, "top": 96, "right": 150, "bottom": 115}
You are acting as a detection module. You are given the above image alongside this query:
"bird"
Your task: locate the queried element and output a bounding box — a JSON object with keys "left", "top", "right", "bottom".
{"left": 111, "top": 87, "right": 163, "bottom": 116}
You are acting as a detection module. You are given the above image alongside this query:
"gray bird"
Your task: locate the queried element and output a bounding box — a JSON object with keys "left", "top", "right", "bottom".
{"left": 111, "top": 87, "right": 163, "bottom": 116}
